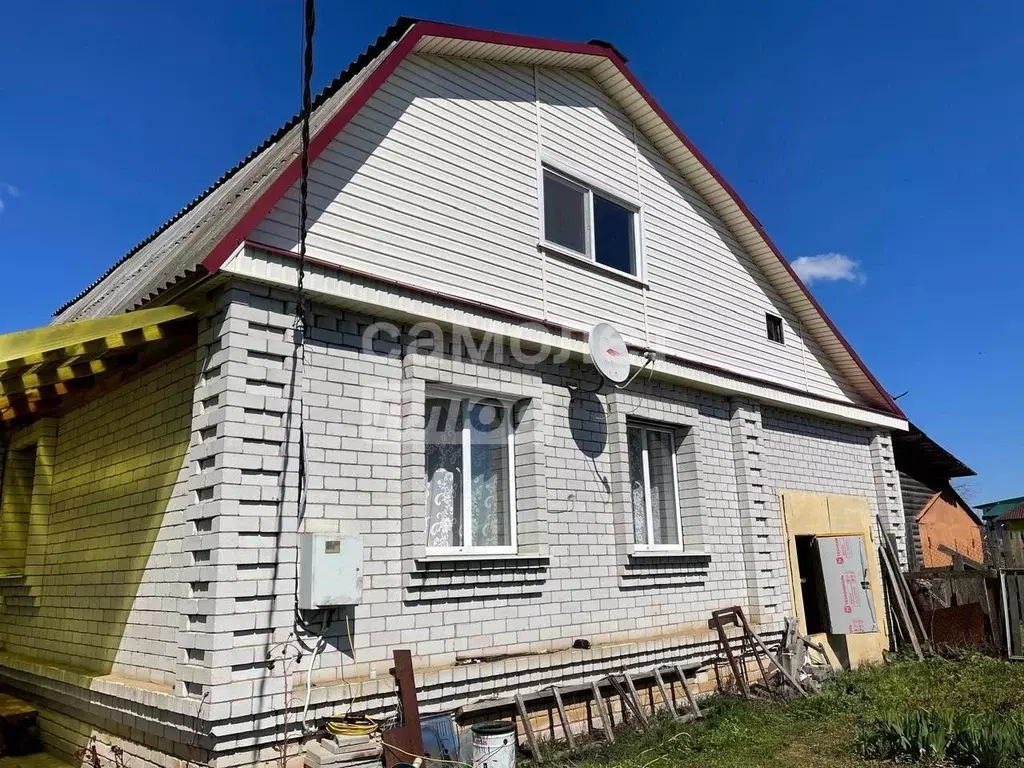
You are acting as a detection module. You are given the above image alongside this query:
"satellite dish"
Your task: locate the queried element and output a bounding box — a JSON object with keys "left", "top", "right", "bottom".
{"left": 588, "top": 322, "right": 630, "bottom": 384}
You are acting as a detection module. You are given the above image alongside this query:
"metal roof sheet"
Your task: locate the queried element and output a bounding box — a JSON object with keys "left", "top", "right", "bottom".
{"left": 979, "top": 496, "right": 1024, "bottom": 520}
{"left": 53, "top": 18, "right": 416, "bottom": 322}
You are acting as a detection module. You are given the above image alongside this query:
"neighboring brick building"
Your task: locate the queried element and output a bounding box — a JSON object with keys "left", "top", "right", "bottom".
{"left": 0, "top": 19, "right": 912, "bottom": 768}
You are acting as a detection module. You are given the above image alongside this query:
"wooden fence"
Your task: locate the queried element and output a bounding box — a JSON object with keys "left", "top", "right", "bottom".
{"left": 985, "top": 529, "right": 1024, "bottom": 659}
{"left": 900, "top": 530, "right": 1024, "bottom": 657}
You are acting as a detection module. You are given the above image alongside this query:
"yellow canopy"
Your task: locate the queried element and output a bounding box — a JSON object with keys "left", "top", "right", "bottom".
{"left": 0, "top": 305, "right": 195, "bottom": 423}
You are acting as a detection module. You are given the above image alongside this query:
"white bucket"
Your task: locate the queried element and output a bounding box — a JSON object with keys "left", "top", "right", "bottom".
{"left": 471, "top": 721, "right": 516, "bottom": 768}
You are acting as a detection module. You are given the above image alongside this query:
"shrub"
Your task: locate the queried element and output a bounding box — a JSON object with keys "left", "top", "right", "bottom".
{"left": 856, "top": 710, "right": 1024, "bottom": 767}
{"left": 856, "top": 710, "right": 954, "bottom": 761}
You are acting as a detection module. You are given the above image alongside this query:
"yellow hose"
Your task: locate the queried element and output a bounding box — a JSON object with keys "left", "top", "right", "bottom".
{"left": 324, "top": 714, "right": 380, "bottom": 737}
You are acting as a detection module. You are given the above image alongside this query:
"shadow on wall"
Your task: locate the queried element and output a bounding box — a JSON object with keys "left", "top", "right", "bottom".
{"left": 567, "top": 387, "right": 608, "bottom": 459}
{"left": 0, "top": 348, "right": 194, "bottom": 684}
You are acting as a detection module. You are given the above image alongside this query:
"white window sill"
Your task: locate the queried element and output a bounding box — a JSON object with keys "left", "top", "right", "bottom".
{"left": 0, "top": 573, "right": 25, "bottom": 582}
{"left": 538, "top": 242, "right": 648, "bottom": 288}
{"left": 418, "top": 552, "right": 547, "bottom": 564}
{"left": 628, "top": 548, "right": 710, "bottom": 560}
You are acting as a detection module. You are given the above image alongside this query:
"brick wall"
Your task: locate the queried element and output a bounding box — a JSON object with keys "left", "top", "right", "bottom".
{"left": 0, "top": 348, "right": 195, "bottom": 686}
{"left": 182, "top": 281, "right": 900, "bottom": 765}
{"left": 0, "top": 444, "right": 37, "bottom": 574}
{"left": 0, "top": 280, "right": 902, "bottom": 768}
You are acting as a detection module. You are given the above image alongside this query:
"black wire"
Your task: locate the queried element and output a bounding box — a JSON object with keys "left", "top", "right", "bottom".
{"left": 291, "top": 0, "right": 315, "bottom": 643}
{"left": 297, "top": 0, "right": 314, "bottom": 325}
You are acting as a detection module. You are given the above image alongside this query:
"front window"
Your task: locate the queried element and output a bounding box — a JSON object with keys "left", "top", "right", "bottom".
{"left": 424, "top": 394, "right": 517, "bottom": 554}
{"left": 627, "top": 424, "right": 682, "bottom": 548}
{"left": 542, "top": 167, "right": 638, "bottom": 275}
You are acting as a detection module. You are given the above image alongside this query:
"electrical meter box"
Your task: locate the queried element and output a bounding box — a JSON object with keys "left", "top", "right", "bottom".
{"left": 297, "top": 534, "right": 363, "bottom": 610}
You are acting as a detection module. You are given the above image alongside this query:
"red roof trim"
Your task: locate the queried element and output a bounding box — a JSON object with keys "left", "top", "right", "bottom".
{"left": 200, "top": 23, "right": 425, "bottom": 275}
{"left": 203, "top": 19, "right": 903, "bottom": 418}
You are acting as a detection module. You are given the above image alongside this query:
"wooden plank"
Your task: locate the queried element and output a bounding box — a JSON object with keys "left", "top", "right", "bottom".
{"left": 652, "top": 667, "right": 678, "bottom": 721}
{"left": 1001, "top": 571, "right": 1017, "bottom": 657}
{"left": 456, "top": 662, "right": 702, "bottom": 717}
{"left": 590, "top": 681, "right": 615, "bottom": 744}
{"left": 750, "top": 637, "right": 773, "bottom": 693}
{"left": 382, "top": 649, "right": 424, "bottom": 768}
{"left": 0, "top": 305, "right": 194, "bottom": 371}
{"left": 711, "top": 609, "right": 750, "bottom": 698}
{"left": 674, "top": 665, "right": 702, "bottom": 718}
{"left": 622, "top": 672, "right": 651, "bottom": 728}
{"left": 879, "top": 546, "right": 924, "bottom": 660}
{"left": 608, "top": 675, "right": 645, "bottom": 727}
{"left": 515, "top": 693, "right": 542, "bottom": 764}
{"left": 937, "top": 544, "right": 990, "bottom": 573}
{"left": 550, "top": 686, "right": 575, "bottom": 750}
{"left": 733, "top": 608, "right": 806, "bottom": 695}
{"left": 877, "top": 528, "right": 929, "bottom": 645}
{"left": 1013, "top": 575, "right": 1024, "bottom": 658}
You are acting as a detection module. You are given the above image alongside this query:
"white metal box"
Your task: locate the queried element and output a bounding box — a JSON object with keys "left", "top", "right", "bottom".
{"left": 297, "top": 534, "right": 363, "bottom": 610}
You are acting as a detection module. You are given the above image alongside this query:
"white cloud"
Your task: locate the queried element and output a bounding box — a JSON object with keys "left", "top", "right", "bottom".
{"left": 791, "top": 252, "right": 865, "bottom": 285}
{"left": 0, "top": 182, "right": 17, "bottom": 216}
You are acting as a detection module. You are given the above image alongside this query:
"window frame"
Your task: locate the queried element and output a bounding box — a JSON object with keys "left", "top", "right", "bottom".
{"left": 766, "top": 313, "right": 785, "bottom": 344}
{"left": 540, "top": 165, "right": 642, "bottom": 279}
{"left": 423, "top": 389, "right": 519, "bottom": 557}
{"left": 627, "top": 423, "right": 684, "bottom": 551}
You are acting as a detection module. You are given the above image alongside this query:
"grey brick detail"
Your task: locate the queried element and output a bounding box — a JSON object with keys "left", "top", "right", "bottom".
{"left": 729, "top": 399, "right": 784, "bottom": 625}
{"left": 870, "top": 431, "right": 907, "bottom": 565}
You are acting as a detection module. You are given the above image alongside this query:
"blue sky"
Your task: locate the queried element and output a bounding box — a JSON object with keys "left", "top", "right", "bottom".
{"left": 1, "top": 1, "right": 1021, "bottom": 501}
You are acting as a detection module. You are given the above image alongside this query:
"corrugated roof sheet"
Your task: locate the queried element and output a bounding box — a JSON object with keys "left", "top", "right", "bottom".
{"left": 53, "top": 17, "right": 416, "bottom": 322}
{"left": 979, "top": 496, "right": 1024, "bottom": 520}
{"left": 997, "top": 502, "right": 1024, "bottom": 523}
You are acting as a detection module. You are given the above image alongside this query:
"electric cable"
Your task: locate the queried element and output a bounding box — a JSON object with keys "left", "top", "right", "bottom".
{"left": 290, "top": 0, "right": 315, "bottom": 651}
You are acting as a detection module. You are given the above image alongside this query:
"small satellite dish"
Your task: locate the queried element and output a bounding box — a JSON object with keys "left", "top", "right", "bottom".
{"left": 588, "top": 322, "right": 630, "bottom": 384}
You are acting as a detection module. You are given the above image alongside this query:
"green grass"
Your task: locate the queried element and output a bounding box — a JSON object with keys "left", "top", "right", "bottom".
{"left": 526, "top": 654, "right": 1024, "bottom": 768}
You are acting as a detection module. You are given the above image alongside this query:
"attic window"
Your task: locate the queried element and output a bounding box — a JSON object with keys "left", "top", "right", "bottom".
{"left": 542, "top": 167, "right": 639, "bottom": 276}
{"left": 766, "top": 314, "right": 784, "bottom": 344}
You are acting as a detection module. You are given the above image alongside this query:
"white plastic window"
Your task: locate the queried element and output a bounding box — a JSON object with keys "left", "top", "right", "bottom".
{"left": 424, "top": 394, "right": 517, "bottom": 555}
{"left": 627, "top": 424, "right": 682, "bottom": 549}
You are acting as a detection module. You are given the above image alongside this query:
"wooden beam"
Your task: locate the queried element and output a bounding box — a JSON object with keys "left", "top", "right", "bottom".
{"left": 550, "top": 686, "right": 575, "bottom": 749}
{"left": 515, "top": 693, "right": 542, "bottom": 763}
{"left": 590, "top": 681, "right": 615, "bottom": 744}
{"left": 674, "top": 664, "right": 702, "bottom": 718}
{"left": 879, "top": 546, "right": 924, "bottom": 660}
{"left": 0, "top": 305, "right": 193, "bottom": 374}
{"left": 0, "top": 333, "right": 194, "bottom": 426}
{"left": 652, "top": 667, "right": 678, "bottom": 721}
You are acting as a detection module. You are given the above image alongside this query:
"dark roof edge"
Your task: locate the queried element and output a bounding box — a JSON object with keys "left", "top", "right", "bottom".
{"left": 52, "top": 16, "right": 419, "bottom": 318}
{"left": 893, "top": 421, "right": 974, "bottom": 479}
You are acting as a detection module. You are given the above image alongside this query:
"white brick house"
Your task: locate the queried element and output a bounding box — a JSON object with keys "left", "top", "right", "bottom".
{"left": 0, "top": 18, "right": 908, "bottom": 768}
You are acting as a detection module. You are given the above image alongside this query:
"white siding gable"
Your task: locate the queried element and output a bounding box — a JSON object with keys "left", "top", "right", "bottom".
{"left": 250, "top": 53, "right": 862, "bottom": 405}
